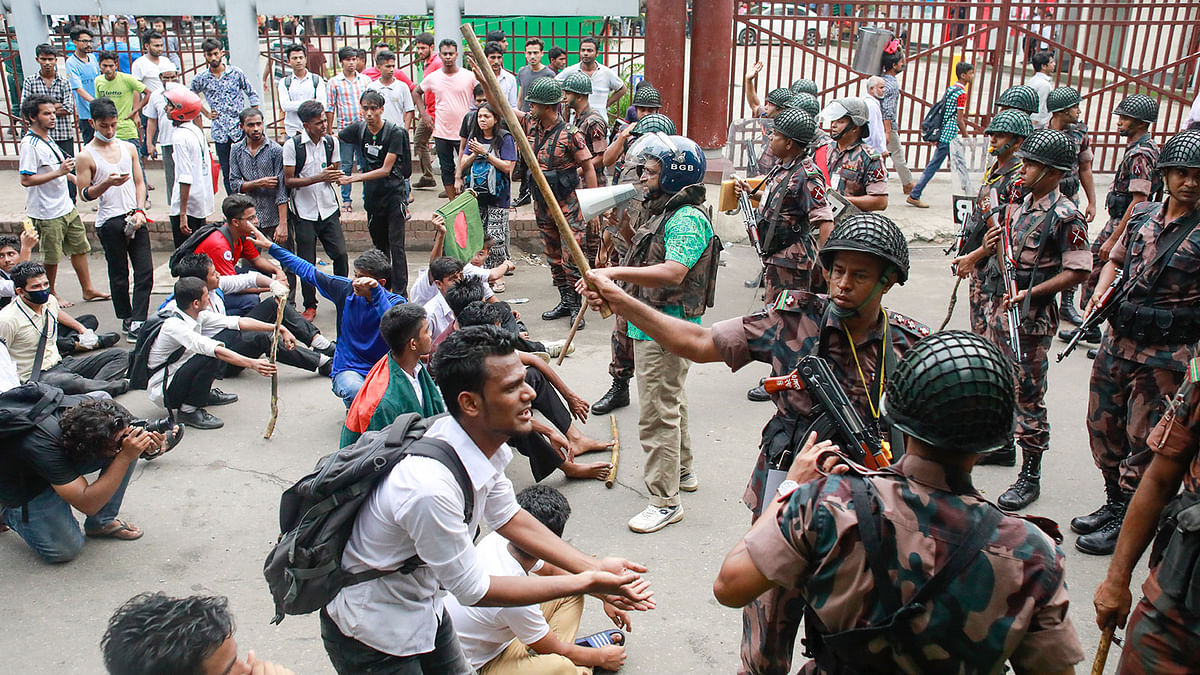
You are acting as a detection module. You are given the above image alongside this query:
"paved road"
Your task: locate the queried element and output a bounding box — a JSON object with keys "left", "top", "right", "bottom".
{"left": 1, "top": 239, "right": 1137, "bottom": 673}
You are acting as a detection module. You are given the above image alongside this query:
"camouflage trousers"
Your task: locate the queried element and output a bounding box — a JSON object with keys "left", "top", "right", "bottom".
{"left": 1117, "top": 590, "right": 1200, "bottom": 674}
{"left": 741, "top": 585, "right": 805, "bottom": 675}
{"left": 1085, "top": 216, "right": 1120, "bottom": 300}
{"left": 609, "top": 316, "right": 635, "bottom": 380}
{"left": 536, "top": 198, "right": 598, "bottom": 289}
{"left": 1087, "top": 347, "right": 1184, "bottom": 492}
{"left": 984, "top": 316, "right": 1053, "bottom": 455}
{"left": 968, "top": 273, "right": 988, "bottom": 336}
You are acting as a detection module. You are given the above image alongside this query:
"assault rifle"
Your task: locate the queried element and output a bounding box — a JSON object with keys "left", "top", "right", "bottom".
{"left": 763, "top": 355, "right": 890, "bottom": 470}
{"left": 1056, "top": 269, "right": 1126, "bottom": 362}
{"left": 738, "top": 184, "right": 765, "bottom": 257}
{"left": 992, "top": 187, "right": 1024, "bottom": 359}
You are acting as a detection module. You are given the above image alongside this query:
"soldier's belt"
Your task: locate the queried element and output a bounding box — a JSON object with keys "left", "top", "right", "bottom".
{"left": 1110, "top": 302, "right": 1200, "bottom": 345}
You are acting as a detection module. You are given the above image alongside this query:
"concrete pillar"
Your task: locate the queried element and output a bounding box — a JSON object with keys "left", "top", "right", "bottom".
{"left": 8, "top": 0, "right": 50, "bottom": 83}
{"left": 644, "top": 0, "right": 687, "bottom": 128}
{"left": 433, "top": 0, "right": 462, "bottom": 56}
{"left": 687, "top": 0, "right": 734, "bottom": 148}
{"left": 223, "top": 0, "right": 263, "bottom": 100}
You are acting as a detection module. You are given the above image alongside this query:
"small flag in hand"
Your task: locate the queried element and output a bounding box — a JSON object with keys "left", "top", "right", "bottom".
{"left": 436, "top": 191, "right": 484, "bottom": 263}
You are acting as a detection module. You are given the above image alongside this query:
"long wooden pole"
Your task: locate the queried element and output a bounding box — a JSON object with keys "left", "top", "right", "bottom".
{"left": 263, "top": 298, "right": 285, "bottom": 439}
{"left": 606, "top": 414, "right": 621, "bottom": 489}
{"left": 557, "top": 304, "right": 587, "bottom": 366}
{"left": 460, "top": 24, "right": 610, "bottom": 318}
{"left": 1090, "top": 626, "right": 1114, "bottom": 675}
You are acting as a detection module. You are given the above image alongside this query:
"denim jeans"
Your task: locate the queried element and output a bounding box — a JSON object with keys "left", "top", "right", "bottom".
{"left": 3, "top": 457, "right": 136, "bottom": 563}
{"left": 215, "top": 140, "right": 233, "bottom": 197}
{"left": 321, "top": 609, "right": 473, "bottom": 675}
{"left": 910, "top": 141, "right": 950, "bottom": 201}
{"left": 339, "top": 141, "right": 362, "bottom": 204}
{"left": 332, "top": 369, "right": 365, "bottom": 408}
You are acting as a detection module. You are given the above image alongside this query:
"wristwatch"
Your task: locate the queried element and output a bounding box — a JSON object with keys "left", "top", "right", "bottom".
{"left": 776, "top": 479, "right": 800, "bottom": 499}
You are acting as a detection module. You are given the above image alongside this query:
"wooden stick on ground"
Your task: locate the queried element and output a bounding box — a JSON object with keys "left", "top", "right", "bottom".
{"left": 263, "top": 298, "right": 285, "bottom": 439}
{"left": 938, "top": 276, "right": 962, "bottom": 331}
{"left": 606, "top": 414, "right": 621, "bottom": 489}
{"left": 1091, "top": 626, "right": 1114, "bottom": 675}
{"left": 460, "top": 24, "right": 610, "bottom": 321}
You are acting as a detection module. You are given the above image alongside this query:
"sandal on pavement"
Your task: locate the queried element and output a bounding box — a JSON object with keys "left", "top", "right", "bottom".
{"left": 492, "top": 280, "right": 506, "bottom": 293}
{"left": 85, "top": 519, "right": 143, "bottom": 540}
{"left": 575, "top": 630, "right": 625, "bottom": 648}
{"left": 142, "top": 422, "right": 185, "bottom": 460}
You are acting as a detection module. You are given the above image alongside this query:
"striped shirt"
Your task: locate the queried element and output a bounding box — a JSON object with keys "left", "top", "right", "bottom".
{"left": 20, "top": 74, "right": 75, "bottom": 142}
{"left": 328, "top": 72, "right": 372, "bottom": 131}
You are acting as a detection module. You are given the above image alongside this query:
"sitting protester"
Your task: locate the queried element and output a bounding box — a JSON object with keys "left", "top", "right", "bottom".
{"left": 188, "top": 195, "right": 289, "bottom": 316}
{"left": 447, "top": 277, "right": 566, "bottom": 358}
{"left": 147, "top": 277, "right": 286, "bottom": 429}
{"left": 446, "top": 485, "right": 629, "bottom": 673}
{"left": 0, "top": 230, "right": 39, "bottom": 307}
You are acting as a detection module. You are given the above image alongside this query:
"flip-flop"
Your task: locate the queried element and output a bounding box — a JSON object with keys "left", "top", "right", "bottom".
{"left": 85, "top": 519, "right": 143, "bottom": 540}
{"left": 575, "top": 630, "right": 625, "bottom": 649}
{"left": 142, "top": 423, "right": 185, "bottom": 460}
{"left": 83, "top": 294, "right": 111, "bottom": 302}
{"left": 492, "top": 280, "right": 506, "bottom": 293}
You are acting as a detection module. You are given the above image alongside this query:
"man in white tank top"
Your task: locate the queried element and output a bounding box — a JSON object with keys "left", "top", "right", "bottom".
{"left": 75, "top": 96, "right": 156, "bottom": 341}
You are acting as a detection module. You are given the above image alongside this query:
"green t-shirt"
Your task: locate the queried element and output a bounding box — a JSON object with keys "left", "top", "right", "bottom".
{"left": 93, "top": 72, "right": 146, "bottom": 140}
{"left": 628, "top": 205, "right": 713, "bottom": 341}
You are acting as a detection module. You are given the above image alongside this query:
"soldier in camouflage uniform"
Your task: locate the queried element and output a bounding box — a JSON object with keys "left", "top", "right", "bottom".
{"left": 789, "top": 92, "right": 832, "bottom": 157}
{"left": 790, "top": 78, "right": 818, "bottom": 97}
{"left": 978, "top": 129, "right": 1092, "bottom": 509}
{"left": 823, "top": 98, "right": 889, "bottom": 212}
{"left": 1064, "top": 94, "right": 1162, "bottom": 345}
{"left": 952, "top": 110, "right": 1032, "bottom": 340}
{"left": 1046, "top": 86, "right": 1097, "bottom": 327}
{"left": 713, "top": 330, "right": 1085, "bottom": 674}
{"left": 507, "top": 78, "right": 598, "bottom": 326}
{"left": 1074, "top": 130, "right": 1200, "bottom": 557}
{"left": 581, "top": 214, "right": 931, "bottom": 674}
{"left": 562, "top": 72, "right": 608, "bottom": 188}
{"left": 996, "top": 85, "right": 1040, "bottom": 116}
{"left": 591, "top": 113, "right": 679, "bottom": 417}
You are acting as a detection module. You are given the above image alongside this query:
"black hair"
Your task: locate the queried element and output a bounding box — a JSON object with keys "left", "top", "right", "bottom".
{"left": 201, "top": 37, "right": 222, "bottom": 54}
{"left": 285, "top": 43, "right": 306, "bottom": 59}
{"left": 337, "top": 45, "right": 358, "bottom": 62}
{"left": 238, "top": 107, "right": 263, "bottom": 125}
{"left": 89, "top": 97, "right": 118, "bottom": 121}
{"left": 221, "top": 194, "right": 255, "bottom": 222}
{"left": 298, "top": 99, "right": 325, "bottom": 124}
{"left": 580, "top": 36, "right": 600, "bottom": 50}
{"left": 445, "top": 275, "right": 486, "bottom": 317}
{"left": 356, "top": 48, "right": 368, "bottom": 60}
{"left": 439, "top": 38, "right": 459, "bottom": 51}
{"left": 102, "top": 592, "right": 234, "bottom": 675}
{"left": 415, "top": 32, "right": 435, "bottom": 46}
{"left": 485, "top": 29, "right": 507, "bottom": 43}
{"left": 881, "top": 50, "right": 904, "bottom": 74}
{"left": 174, "top": 277, "right": 207, "bottom": 310}
{"left": 456, "top": 300, "right": 504, "bottom": 328}
{"left": 21, "top": 94, "right": 56, "bottom": 122}
{"left": 380, "top": 303, "right": 428, "bottom": 355}
{"left": 526, "top": 37, "right": 544, "bottom": 49}
{"left": 548, "top": 46, "right": 566, "bottom": 61}
{"left": 1032, "top": 50, "right": 1054, "bottom": 73}
{"left": 69, "top": 25, "right": 93, "bottom": 42}
{"left": 97, "top": 50, "right": 119, "bottom": 65}
{"left": 516, "top": 485, "right": 571, "bottom": 537}
{"left": 431, "top": 325, "right": 518, "bottom": 416}
{"left": 353, "top": 249, "right": 391, "bottom": 289}
{"left": 10, "top": 261, "right": 46, "bottom": 289}
{"left": 0, "top": 234, "right": 19, "bottom": 252}
{"left": 171, "top": 253, "right": 213, "bottom": 280}
{"left": 430, "top": 255, "right": 464, "bottom": 282}
{"left": 360, "top": 89, "right": 385, "bottom": 109}
{"left": 35, "top": 43, "right": 57, "bottom": 58}
{"left": 484, "top": 41, "right": 504, "bottom": 57}
{"left": 473, "top": 83, "right": 485, "bottom": 98}
{"left": 374, "top": 41, "right": 392, "bottom": 51}
{"left": 376, "top": 49, "right": 396, "bottom": 65}
{"left": 469, "top": 102, "right": 509, "bottom": 144}
{"left": 60, "top": 398, "right": 134, "bottom": 463}
{"left": 143, "top": 31, "right": 163, "bottom": 43}
{"left": 955, "top": 61, "right": 974, "bottom": 78}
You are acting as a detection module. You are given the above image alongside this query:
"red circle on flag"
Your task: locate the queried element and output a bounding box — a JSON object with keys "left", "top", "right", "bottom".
{"left": 454, "top": 211, "right": 469, "bottom": 249}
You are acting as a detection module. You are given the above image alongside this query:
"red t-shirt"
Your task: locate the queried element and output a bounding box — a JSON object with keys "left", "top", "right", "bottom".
{"left": 422, "top": 55, "right": 442, "bottom": 117}
{"left": 194, "top": 229, "right": 260, "bottom": 276}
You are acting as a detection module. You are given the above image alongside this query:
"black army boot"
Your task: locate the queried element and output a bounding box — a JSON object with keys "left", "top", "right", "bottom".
{"left": 1075, "top": 490, "right": 1131, "bottom": 555}
{"left": 592, "top": 377, "right": 630, "bottom": 414}
{"left": 567, "top": 289, "right": 586, "bottom": 330}
{"left": 747, "top": 378, "right": 771, "bottom": 402}
{"left": 542, "top": 286, "right": 574, "bottom": 321}
{"left": 1070, "top": 477, "right": 1123, "bottom": 534}
{"left": 1057, "top": 325, "right": 1101, "bottom": 344}
{"left": 997, "top": 453, "right": 1041, "bottom": 510}
{"left": 977, "top": 442, "right": 1016, "bottom": 467}
{"left": 1059, "top": 288, "right": 1084, "bottom": 326}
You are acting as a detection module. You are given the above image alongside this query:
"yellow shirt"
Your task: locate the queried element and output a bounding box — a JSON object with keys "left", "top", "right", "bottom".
{"left": 0, "top": 295, "right": 61, "bottom": 381}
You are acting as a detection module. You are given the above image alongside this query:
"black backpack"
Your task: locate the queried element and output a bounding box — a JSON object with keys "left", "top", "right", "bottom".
{"left": 126, "top": 309, "right": 185, "bottom": 393}
{"left": 167, "top": 223, "right": 234, "bottom": 273}
{"left": 291, "top": 132, "right": 335, "bottom": 176}
{"left": 264, "top": 413, "right": 473, "bottom": 624}
{"left": 0, "top": 381, "right": 64, "bottom": 440}
{"left": 920, "top": 93, "right": 948, "bottom": 143}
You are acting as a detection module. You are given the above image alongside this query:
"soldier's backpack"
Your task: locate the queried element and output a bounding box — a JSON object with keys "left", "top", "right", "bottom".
{"left": 263, "top": 413, "right": 473, "bottom": 624}
{"left": 126, "top": 309, "right": 185, "bottom": 393}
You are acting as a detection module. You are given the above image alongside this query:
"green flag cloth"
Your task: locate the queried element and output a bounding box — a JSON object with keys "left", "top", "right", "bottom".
{"left": 436, "top": 191, "right": 484, "bottom": 263}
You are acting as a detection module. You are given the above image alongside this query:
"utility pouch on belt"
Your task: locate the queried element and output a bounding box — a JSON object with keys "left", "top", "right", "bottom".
{"left": 1106, "top": 191, "right": 1132, "bottom": 220}
{"left": 1153, "top": 496, "right": 1200, "bottom": 615}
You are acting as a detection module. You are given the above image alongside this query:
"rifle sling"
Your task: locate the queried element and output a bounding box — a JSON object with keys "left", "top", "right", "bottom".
{"left": 1121, "top": 205, "right": 1200, "bottom": 301}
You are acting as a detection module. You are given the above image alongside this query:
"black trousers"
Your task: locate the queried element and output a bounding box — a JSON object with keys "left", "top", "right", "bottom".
{"left": 170, "top": 214, "right": 208, "bottom": 250}
{"left": 165, "top": 355, "right": 220, "bottom": 409}
{"left": 434, "top": 137, "right": 458, "bottom": 187}
{"left": 245, "top": 296, "right": 320, "bottom": 345}
{"left": 320, "top": 609, "right": 472, "bottom": 675}
{"left": 213, "top": 325, "right": 321, "bottom": 375}
{"left": 56, "top": 138, "right": 76, "bottom": 201}
{"left": 290, "top": 211, "right": 349, "bottom": 310}
{"left": 56, "top": 313, "right": 97, "bottom": 355}
{"left": 510, "top": 366, "right": 572, "bottom": 481}
{"left": 366, "top": 200, "right": 408, "bottom": 298}
{"left": 96, "top": 215, "right": 155, "bottom": 321}
{"left": 40, "top": 349, "right": 128, "bottom": 395}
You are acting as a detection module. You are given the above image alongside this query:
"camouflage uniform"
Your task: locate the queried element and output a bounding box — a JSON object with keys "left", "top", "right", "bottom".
{"left": 756, "top": 157, "right": 834, "bottom": 303}
{"left": 574, "top": 107, "right": 609, "bottom": 187}
{"left": 1088, "top": 202, "right": 1200, "bottom": 492}
{"left": 982, "top": 191, "right": 1091, "bottom": 457}
{"left": 825, "top": 139, "right": 888, "bottom": 202}
{"left": 709, "top": 289, "right": 929, "bottom": 674}
{"left": 963, "top": 157, "right": 1025, "bottom": 336}
{"left": 523, "top": 115, "right": 595, "bottom": 288}
{"left": 604, "top": 160, "right": 644, "bottom": 381}
{"left": 1060, "top": 122, "right": 1092, "bottom": 201}
{"left": 1085, "top": 133, "right": 1160, "bottom": 298}
{"left": 743, "top": 454, "right": 1086, "bottom": 674}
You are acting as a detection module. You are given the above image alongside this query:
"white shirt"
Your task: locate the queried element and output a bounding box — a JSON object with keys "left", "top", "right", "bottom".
{"left": 277, "top": 72, "right": 328, "bottom": 137}
{"left": 147, "top": 308, "right": 240, "bottom": 405}
{"left": 1028, "top": 72, "right": 1054, "bottom": 128}
{"left": 162, "top": 272, "right": 260, "bottom": 333}
{"left": 445, "top": 532, "right": 550, "bottom": 669}
{"left": 326, "top": 415, "right": 521, "bottom": 657}
{"left": 367, "top": 77, "right": 415, "bottom": 127}
{"left": 425, "top": 293, "right": 455, "bottom": 342}
{"left": 863, "top": 95, "right": 888, "bottom": 156}
{"left": 144, "top": 83, "right": 185, "bottom": 146}
{"left": 131, "top": 54, "right": 165, "bottom": 92}
{"left": 1188, "top": 91, "right": 1200, "bottom": 128}
{"left": 555, "top": 62, "right": 624, "bottom": 112}
{"left": 169, "top": 121, "right": 214, "bottom": 218}
{"left": 496, "top": 69, "right": 519, "bottom": 108}
{"left": 463, "top": 263, "right": 497, "bottom": 300}
{"left": 409, "top": 269, "right": 439, "bottom": 306}
{"left": 18, "top": 133, "right": 74, "bottom": 220}
{"left": 0, "top": 340, "right": 20, "bottom": 393}
{"left": 402, "top": 362, "right": 425, "bottom": 408}
{"left": 283, "top": 132, "right": 341, "bottom": 221}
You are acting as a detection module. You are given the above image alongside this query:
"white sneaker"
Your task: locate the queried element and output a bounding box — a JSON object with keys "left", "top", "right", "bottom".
{"left": 679, "top": 470, "right": 699, "bottom": 492}
{"left": 543, "top": 339, "right": 575, "bottom": 359}
{"left": 628, "top": 504, "right": 683, "bottom": 533}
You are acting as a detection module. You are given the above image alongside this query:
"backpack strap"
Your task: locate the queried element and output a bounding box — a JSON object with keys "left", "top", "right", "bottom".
{"left": 323, "top": 135, "right": 334, "bottom": 166}
{"left": 292, "top": 133, "right": 307, "bottom": 175}
{"left": 28, "top": 315, "right": 50, "bottom": 382}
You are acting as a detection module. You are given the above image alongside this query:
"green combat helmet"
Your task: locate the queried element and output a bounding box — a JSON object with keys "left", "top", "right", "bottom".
{"left": 525, "top": 77, "right": 565, "bottom": 105}
{"left": 632, "top": 84, "right": 662, "bottom": 108}
{"left": 885, "top": 330, "right": 1016, "bottom": 454}
{"left": 772, "top": 108, "right": 817, "bottom": 146}
{"left": 1016, "top": 128, "right": 1078, "bottom": 171}
{"left": 985, "top": 109, "right": 1035, "bottom": 138}
{"left": 561, "top": 72, "right": 592, "bottom": 95}
{"left": 790, "top": 78, "right": 818, "bottom": 96}
{"left": 819, "top": 213, "right": 910, "bottom": 284}
{"left": 1046, "top": 86, "right": 1081, "bottom": 114}
{"left": 1114, "top": 94, "right": 1159, "bottom": 124}
{"left": 766, "top": 87, "right": 795, "bottom": 108}
{"left": 996, "top": 85, "right": 1039, "bottom": 114}
{"left": 791, "top": 92, "right": 820, "bottom": 117}
{"left": 631, "top": 112, "right": 677, "bottom": 137}
{"left": 1157, "top": 129, "right": 1200, "bottom": 171}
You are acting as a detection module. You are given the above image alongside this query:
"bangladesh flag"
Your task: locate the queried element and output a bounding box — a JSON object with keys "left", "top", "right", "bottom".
{"left": 436, "top": 191, "right": 484, "bottom": 263}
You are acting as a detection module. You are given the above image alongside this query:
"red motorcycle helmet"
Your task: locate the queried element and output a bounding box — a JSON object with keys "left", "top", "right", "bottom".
{"left": 164, "top": 88, "right": 203, "bottom": 123}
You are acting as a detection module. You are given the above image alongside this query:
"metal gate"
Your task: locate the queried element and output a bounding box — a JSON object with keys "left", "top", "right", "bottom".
{"left": 730, "top": 0, "right": 1200, "bottom": 172}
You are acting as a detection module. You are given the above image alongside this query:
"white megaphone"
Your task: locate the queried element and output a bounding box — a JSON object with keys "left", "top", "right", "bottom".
{"left": 576, "top": 184, "right": 640, "bottom": 221}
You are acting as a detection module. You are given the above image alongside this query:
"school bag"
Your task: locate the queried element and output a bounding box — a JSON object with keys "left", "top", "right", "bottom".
{"left": 920, "top": 91, "right": 949, "bottom": 143}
